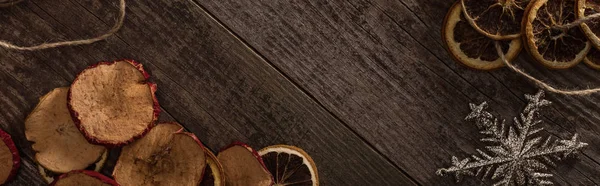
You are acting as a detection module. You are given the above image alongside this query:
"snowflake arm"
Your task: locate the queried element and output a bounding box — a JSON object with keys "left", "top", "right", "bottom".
{"left": 437, "top": 91, "right": 588, "bottom": 185}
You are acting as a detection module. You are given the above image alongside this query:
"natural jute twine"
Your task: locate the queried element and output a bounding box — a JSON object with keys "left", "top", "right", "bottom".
{"left": 492, "top": 12, "right": 600, "bottom": 96}
{"left": 0, "top": 0, "right": 125, "bottom": 51}
{"left": 0, "top": 0, "right": 23, "bottom": 8}
{"left": 494, "top": 42, "right": 600, "bottom": 95}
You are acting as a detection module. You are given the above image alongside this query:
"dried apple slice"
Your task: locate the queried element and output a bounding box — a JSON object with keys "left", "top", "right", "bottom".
{"left": 113, "top": 123, "right": 206, "bottom": 186}
{"left": 200, "top": 147, "right": 225, "bottom": 186}
{"left": 443, "top": 1, "right": 522, "bottom": 70}
{"left": 38, "top": 151, "right": 108, "bottom": 183}
{"left": 0, "top": 128, "right": 19, "bottom": 185}
{"left": 217, "top": 142, "right": 273, "bottom": 186}
{"left": 523, "top": 0, "right": 591, "bottom": 69}
{"left": 461, "top": 0, "right": 531, "bottom": 40}
{"left": 50, "top": 170, "right": 118, "bottom": 186}
{"left": 26, "top": 87, "right": 107, "bottom": 174}
{"left": 68, "top": 60, "right": 160, "bottom": 147}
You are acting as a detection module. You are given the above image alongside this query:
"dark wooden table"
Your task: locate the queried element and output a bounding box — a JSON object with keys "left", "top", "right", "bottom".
{"left": 0, "top": 0, "right": 599, "bottom": 185}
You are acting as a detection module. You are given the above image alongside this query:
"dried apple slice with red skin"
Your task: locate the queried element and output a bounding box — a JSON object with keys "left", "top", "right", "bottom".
{"left": 26, "top": 87, "right": 107, "bottom": 174}
{"left": 38, "top": 151, "right": 109, "bottom": 184}
{"left": 200, "top": 147, "right": 225, "bottom": 186}
{"left": 50, "top": 170, "right": 118, "bottom": 186}
{"left": 0, "top": 128, "right": 19, "bottom": 185}
{"left": 217, "top": 142, "right": 273, "bottom": 186}
{"left": 113, "top": 123, "right": 206, "bottom": 186}
{"left": 68, "top": 60, "right": 160, "bottom": 147}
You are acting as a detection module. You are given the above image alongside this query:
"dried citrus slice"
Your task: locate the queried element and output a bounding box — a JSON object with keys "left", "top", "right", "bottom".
{"left": 200, "top": 147, "right": 225, "bottom": 186}
{"left": 38, "top": 151, "right": 108, "bottom": 184}
{"left": 577, "top": 0, "right": 600, "bottom": 50}
{"left": 218, "top": 142, "right": 273, "bottom": 186}
{"left": 259, "top": 145, "right": 319, "bottom": 186}
{"left": 26, "top": 87, "right": 107, "bottom": 174}
{"left": 69, "top": 60, "right": 160, "bottom": 147}
{"left": 584, "top": 47, "right": 600, "bottom": 69}
{"left": 0, "top": 128, "right": 19, "bottom": 185}
{"left": 461, "top": 0, "right": 531, "bottom": 40}
{"left": 50, "top": 170, "right": 118, "bottom": 186}
{"left": 113, "top": 123, "right": 207, "bottom": 186}
{"left": 523, "top": 0, "right": 591, "bottom": 69}
{"left": 444, "top": 1, "right": 522, "bottom": 70}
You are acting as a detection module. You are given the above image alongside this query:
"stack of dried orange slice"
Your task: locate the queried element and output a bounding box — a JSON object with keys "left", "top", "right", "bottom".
{"left": 443, "top": 0, "right": 600, "bottom": 70}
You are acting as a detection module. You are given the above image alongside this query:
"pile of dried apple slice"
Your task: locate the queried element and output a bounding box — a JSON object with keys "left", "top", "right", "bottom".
{"left": 0, "top": 59, "right": 319, "bottom": 186}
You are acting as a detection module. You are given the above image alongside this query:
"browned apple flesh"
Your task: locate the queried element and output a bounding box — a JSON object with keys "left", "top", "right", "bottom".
{"left": 113, "top": 123, "right": 206, "bottom": 186}
{"left": 26, "top": 87, "right": 106, "bottom": 173}
{"left": 0, "top": 128, "right": 19, "bottom": 185}
{"left": 218, "top": 142, "right": 273, "bottom": 186}
{"left": 50, "top": 170, "right": 118, "bottom": 186}
{"left": 68, "top": 60, "right": 160, "bottom": 147}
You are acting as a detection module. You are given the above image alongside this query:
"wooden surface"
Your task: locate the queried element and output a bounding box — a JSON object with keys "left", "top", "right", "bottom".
{"left": 0, "top": 0, "right": 599, "bottom": 185}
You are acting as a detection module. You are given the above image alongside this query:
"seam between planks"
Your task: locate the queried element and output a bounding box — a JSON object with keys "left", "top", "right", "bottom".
{"left": 187, "top": 0, "right": 420, "bottom": 185}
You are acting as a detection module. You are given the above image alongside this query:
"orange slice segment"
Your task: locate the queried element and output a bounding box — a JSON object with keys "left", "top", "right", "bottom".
{"left": 444, "top": 1, "right": 522, "bottom": 70}
{"left": 577, "top": 0, "right": 600, "bottom": 50}
{"left": 461, "top": 0, "right": 531, "bottom": 40}
{"left": 259, "top": 145, "right": 319, "bottom": 186}
{"left": 523, "top": 0, "right": 591, "bottom": 69}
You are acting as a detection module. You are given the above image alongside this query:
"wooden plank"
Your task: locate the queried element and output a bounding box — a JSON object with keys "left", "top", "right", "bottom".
{"left": 0, "top": 0, "right": 415, "bottom": 185}
{"left": 197, "top": 0, "right": 600, "bottom": 185}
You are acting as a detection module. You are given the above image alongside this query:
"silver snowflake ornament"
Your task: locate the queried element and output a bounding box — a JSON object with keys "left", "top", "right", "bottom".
{"left": 436, "top": 91, "right": 588, "bottom": 185}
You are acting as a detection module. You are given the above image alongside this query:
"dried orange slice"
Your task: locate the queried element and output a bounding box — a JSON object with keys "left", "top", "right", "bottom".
{"left": 584, "top": 47, "right": 600, "bottom": 69}
{"left": 523, "top": 0, "right": 591, "bottom": 69}
{"left": 200, "top": 148, "right": 225, "bottom": 186}
{"left": 577, "top": 0, "right": 600, "bottom": 50}
{"left": 443, "top": 2, "right": 522, "bottom": 70}
{"left": 259, "top": 145, "right": 319, "bottom": 186}
{"left": 461, "top": 0, "right": 531, "bottom": 40}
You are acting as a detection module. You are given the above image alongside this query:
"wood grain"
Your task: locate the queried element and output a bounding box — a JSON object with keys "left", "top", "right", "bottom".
{"left": 1, "top": 0, "right": 599, "bottom": 185}
{"left": 198, "top": 0, "right": 600, "bottom": 185}
{"left": 0, "top": 0, "right": 414, "bottom": 185}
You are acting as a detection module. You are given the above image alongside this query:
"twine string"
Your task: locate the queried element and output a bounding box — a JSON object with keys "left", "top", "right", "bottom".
{"left": 0, "top": 0, "right": 125, "bottom": 51}
{"left": 494, "top": 41, "right": 600, "bottom": 95}
{"left": 0, "top": 0, "right": 23, "bottom": 8}
{"left": 554, "top": 12, "right": 600, "bottom": 30}
{"left": 492, "top": 12, "right": 600, "bottom": 96}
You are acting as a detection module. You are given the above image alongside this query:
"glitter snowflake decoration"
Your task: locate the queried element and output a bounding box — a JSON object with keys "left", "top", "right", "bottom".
{"left": 436, "top": 91, "right": 588, "bottom": 185}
